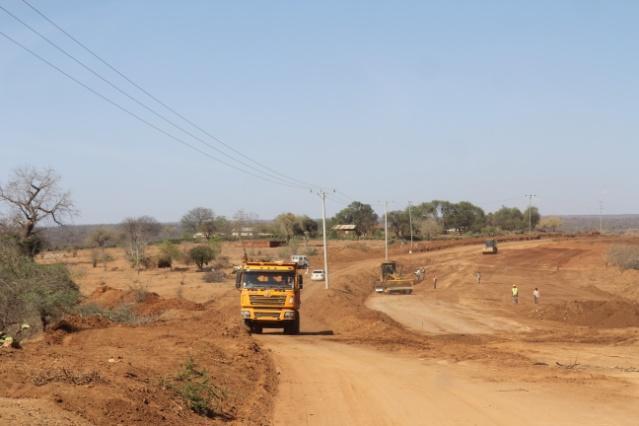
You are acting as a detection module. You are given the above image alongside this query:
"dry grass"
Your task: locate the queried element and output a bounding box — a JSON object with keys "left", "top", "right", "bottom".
{"left": 608, "top": 244, "right": 639, "bottom": 270}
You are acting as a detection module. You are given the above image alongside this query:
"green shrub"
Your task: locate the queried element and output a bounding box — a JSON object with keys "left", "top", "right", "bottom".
{"left": 164, "top": 358, "right": 226, "bottom": 418}
{"left": 189, "top": 245, "right": 216, "bottom": 271}
{"left": 158, "top": 240, "right": 181, "bottom": 266}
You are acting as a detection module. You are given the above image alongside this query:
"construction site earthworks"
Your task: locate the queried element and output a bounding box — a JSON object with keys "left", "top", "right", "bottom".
{"left": 2, "top": 235, "right": 639, "bottom": 425}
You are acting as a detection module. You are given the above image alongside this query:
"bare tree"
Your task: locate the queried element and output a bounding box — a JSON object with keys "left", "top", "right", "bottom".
{"left": 0, "top": 167, "right": 76, "bottom": 255}
{"left": 181, "top": 207, "right": 215, "bottom": 239}
{"left": 121, "top": 216, "right": 161, "bottom": 271}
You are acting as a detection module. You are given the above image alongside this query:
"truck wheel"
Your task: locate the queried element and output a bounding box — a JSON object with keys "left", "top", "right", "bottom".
{"left": 284, "top": 315, "right": 300, "bottom": 335}
{"left": 251, "top": 324, "right": 263, "bottom": 334}
{"left": 291, "top": 316, "right": 300, "bottom": 335}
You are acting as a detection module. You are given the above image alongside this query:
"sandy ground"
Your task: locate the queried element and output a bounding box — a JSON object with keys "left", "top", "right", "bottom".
{"left": 3, "top": 236, "right": 639, "bottom": 425}
{"left": 262, "top": 237, "right": 639, "bottom": 425}
{"left": 264, "top": 337, "right": 636, "bottom": 426}
{"left": 0, "top": 397, "right": 91, "bottom": 426}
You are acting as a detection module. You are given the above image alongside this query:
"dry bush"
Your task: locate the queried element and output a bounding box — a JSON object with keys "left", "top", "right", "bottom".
{"left": 608, "top": 244, "right": 639, "bottom": 270}
{"left": 0, "top": 238, "right": 80, "bottom": 333}
{"left": 211, "top": 255, "right": 230, "bottom": 270}
{"left": 304, "top": 247, "right": 318, "bottom": 256}
{"left": 345, "top": 242, "right": 369, "bottom": 252}
{"left": 157, "top": 256, "right": 172, "bottom": 269}
{"left": 74, "top": 303, "right": 156, "bottom": 325}
{"left": 128, "top": 281, "right": 152, "bottom": 303}
{"left": 203, "top": 270, "right": 226, "bottom": 283}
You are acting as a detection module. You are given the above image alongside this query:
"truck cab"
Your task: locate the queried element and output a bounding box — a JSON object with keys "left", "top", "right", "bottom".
{"left": 236, "top": 261, "right": 303, "bottom": 334}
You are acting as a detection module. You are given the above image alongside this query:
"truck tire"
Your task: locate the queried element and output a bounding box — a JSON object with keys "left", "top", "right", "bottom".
{"left": 284, "top": 314, "right": 300, "bottom": 335}
{"left": 292, "top": 316, "right": 300, "bottom": 334}
{"left": 251, "top": 323, "right": 263, "bottom": 334}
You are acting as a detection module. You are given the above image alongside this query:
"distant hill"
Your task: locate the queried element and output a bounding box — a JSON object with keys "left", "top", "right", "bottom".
{"left": 558, "top": 215, "right": 639, "bottom": 233}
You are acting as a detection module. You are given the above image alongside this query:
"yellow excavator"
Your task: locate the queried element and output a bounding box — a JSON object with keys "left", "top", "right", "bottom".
{"left": 374, "top": 261, "right": 413, "bottom": 295}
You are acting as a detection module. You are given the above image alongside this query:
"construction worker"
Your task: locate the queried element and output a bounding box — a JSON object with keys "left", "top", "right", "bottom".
{"left": 533, "top": 288, "right": 540, "bottom": 304}
{"left": 475, "top": 271, "right": 481, "bottom": 284}
{"left": 512, "top": 285, "right": 519, "bottom": 304}
{"left": 433, "top": 275, "right": 438, "bottom": 289}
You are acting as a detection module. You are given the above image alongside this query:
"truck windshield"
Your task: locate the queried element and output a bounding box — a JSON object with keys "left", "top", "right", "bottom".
{"left": 242, "top": 271, "right": 295, "bottom": 289}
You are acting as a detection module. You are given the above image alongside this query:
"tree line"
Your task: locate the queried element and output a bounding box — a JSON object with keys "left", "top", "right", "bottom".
{"left": 330, "top": 200, "right": 544, "bottom": 240}
{"left": 1, "top": 167, "right": 559, "bottom": 260}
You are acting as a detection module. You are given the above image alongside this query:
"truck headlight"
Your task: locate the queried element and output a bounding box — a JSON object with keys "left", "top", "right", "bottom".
{"left": 283, "top": 311, "right": 296, "bottom": 319}
{"left": 241, "top": 310, "right": 251, "bottom": 319}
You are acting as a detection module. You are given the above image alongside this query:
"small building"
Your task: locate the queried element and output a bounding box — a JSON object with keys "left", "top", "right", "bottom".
{"left": 333, "top": 224, "right": 357, "bottom": 237}
{"left": 231, "top": 227, "right": 255, "bottom": 238}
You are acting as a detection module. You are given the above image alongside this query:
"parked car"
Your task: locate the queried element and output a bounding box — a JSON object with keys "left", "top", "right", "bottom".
{"left": 290, "top": 255, "right": 310, "bottom": 269}
{"left": 310, "top": 269, "right": 325, "bottom": 281}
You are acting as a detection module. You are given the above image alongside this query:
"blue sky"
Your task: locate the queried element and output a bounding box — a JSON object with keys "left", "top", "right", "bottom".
{"left": 2, "top": 1, "right": 638, "bottom": 223}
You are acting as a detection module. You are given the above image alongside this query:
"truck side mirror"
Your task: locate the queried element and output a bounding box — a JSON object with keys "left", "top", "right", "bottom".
{"left": 235, "top": 272, "right": 242, "bottom": 290}
{"left": 298, "top": 274, "right": 304, "bottom": 289}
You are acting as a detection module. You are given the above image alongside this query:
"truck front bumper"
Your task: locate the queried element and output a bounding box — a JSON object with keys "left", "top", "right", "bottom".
{"left": 241, "top": 308, "right": 296, "bottom": 321}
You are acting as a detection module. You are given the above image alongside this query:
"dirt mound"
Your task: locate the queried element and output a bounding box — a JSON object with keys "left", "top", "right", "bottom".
{"left": 535, "top": 300, "right": 639, "bottom": 328}
{"left": 86, "top": 286, "right": 203, "bottom": 316}
{"left": 45, "top": 315, "right": 112, "bottom": 345}
{"left": 86, "top": 285, "right": 160, "bottom": 307}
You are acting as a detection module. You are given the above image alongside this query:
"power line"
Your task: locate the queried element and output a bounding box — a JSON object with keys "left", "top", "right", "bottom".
{"left": 0, "top": 30, "right": 307, "bottom": 190}
{"left": 0, "top": 4, "right": 311, "bottom": 191}
{"left": 17, "top": 0, "right": 321, "bottom": 191}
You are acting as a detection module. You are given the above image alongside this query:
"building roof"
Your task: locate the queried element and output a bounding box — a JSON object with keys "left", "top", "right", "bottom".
{"left": 332, "top": 224, "right": 357, "bottom": 230}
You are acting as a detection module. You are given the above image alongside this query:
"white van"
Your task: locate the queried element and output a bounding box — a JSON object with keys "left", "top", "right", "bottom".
{"left": 290, "top": 255, "right": 309, "bottom": 268}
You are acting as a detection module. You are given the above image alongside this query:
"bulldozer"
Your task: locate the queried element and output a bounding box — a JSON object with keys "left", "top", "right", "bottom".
{"left": 374, "top": 261, "right": 413, "bottom": 295}
{"left": 482, "top": 239, "right": 498, "bottom": 255}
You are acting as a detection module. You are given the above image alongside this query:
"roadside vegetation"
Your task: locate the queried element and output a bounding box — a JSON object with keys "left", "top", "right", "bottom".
{"left": 0, "top": 237, "right": 80, "bottom": 337}
{"left": 608, "top": 244, "right": 639, "bottom": 270}
{"left": 163, "top": 357, "right": 227, "bottom": 418}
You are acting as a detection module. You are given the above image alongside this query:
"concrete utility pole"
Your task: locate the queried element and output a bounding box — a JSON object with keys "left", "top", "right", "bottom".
{"left": 384, "top": 201, "right": 389, "bottom": 261}
{"left": 408, "top": 201, "right": 414, "bottom": 254}
{"left": 525, "top": 194, "right": 536, "bottom": 234}
{"left": 599, "top": 200, "right": 604, "bottom": 234}
{"left": 319, "top": 191, "right": 330, "bottom": 290}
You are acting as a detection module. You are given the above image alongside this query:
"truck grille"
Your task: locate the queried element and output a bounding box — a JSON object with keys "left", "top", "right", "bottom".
{"left": 255, "top": 312, "right": 280, "bottom": 320}
{"left": 249, "top": 295, "right": 286, "bottom": 307}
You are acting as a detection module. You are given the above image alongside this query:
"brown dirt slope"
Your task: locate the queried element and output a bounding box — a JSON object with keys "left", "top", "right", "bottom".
{"left": 535, "top": 300, "right": 639, "bottom": 328}
{"left": 0, "top": 288, "right": 276, "bottom": 425}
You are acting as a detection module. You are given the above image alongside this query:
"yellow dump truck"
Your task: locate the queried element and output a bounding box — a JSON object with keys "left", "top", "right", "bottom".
{"left": 235, "top": 261, "right": 303, "bottom": 334}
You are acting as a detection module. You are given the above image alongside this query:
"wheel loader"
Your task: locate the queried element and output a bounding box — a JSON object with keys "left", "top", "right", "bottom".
{"left": 374, "top": 261, "right": 413, "bottom": 295}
